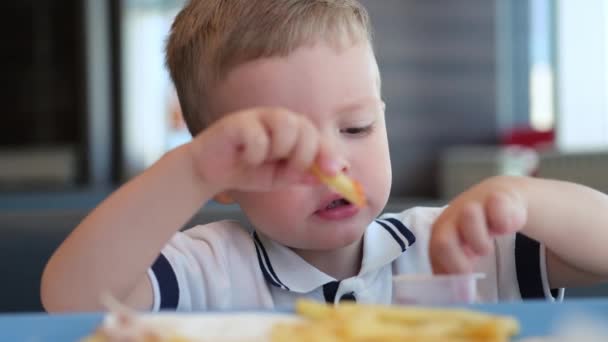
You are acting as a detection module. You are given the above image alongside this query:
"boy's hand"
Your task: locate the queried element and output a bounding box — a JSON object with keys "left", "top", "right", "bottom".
{"left": 430, "top": 176, "right": 528, "bottom": 274}
{"left": 188, "top": 107, "right": 338, "bottom": 194}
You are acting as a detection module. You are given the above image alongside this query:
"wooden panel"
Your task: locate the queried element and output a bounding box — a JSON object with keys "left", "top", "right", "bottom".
{"left": 360, "top": 0, "right": 498, "bottom": 197}
{"left": 0, "top": 1, "right": 86, "bottom": 146}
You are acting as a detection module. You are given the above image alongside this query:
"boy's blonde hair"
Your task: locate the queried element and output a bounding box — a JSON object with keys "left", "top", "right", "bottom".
{"left": 166, "top": 0, "right": 372, "bottom": 135}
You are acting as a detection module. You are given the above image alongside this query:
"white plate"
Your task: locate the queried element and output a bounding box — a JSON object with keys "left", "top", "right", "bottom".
{"left": 102, "top": 313, "right": 300, "bottom": 341}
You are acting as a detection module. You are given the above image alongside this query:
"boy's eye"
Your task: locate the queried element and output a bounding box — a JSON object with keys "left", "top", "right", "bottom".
{"left": 341, "top": 124, "right": 374, "bottom": 136}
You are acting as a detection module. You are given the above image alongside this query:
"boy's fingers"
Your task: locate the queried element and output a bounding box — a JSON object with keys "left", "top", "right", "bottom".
{"left": 275, "top": 166, "right": 302, "bottom": 186}
{"left": 457, "top": 203, "right": 493, "bottom": 256}
{"left": 299, "top": 173, "right": 320, "bottom": 185}
{"left": 431, "top": 223, "right": 473, "bottom": 274}
{"left": 262, "top": 109, "right": 299, "bottom": 161}
{"left": 238, "top": 118, "right": 270, "bottom": 166}
{"left": 287, "top": 118, "right": 319, "bottom": 172}
{"left": 485, "top": 192, "right": 527, "bottom": 234}
{"left": 462, "top": 245, "right": 479, "bottom": 260}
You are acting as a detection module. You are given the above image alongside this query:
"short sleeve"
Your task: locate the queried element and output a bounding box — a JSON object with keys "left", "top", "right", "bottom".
{"left": 514, "top": 233, "right": 564, "bottom": 301}
{"left": 386, "top": 207, "right": 564, "bottom": 303}
{"left": 146, "top": 221, "right": 262, "bottom": 311}
{"left": 386, "top": 206, "right": 444, "bottom": 275}
{"left": 148, "top": 252, "right": 179, "bottom": 311}
{"left": 486, "top": 232, "right": 564, "bottom": 301}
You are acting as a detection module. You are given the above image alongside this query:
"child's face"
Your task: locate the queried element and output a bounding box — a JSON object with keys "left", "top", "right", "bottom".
{"left": 211, "top": 41, "right": 392, "bottom": 251}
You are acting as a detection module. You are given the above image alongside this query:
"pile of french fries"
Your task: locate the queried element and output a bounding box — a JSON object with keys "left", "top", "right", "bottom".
{"left": 272, "top": 300, "right": 520, "bottom": 342}
{"left": 83, "top": 296, "right": 519, "bottom": 342}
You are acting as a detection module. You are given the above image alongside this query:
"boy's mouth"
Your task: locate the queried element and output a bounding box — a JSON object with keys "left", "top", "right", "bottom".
{"left": 315, "top": 195, "right": 359, "bottom": 220}
{"left": 316, "top": 195, "right": 351, "bottom": 211}
{"left": 325, "top": 198, "right": 351, "bottom": 210}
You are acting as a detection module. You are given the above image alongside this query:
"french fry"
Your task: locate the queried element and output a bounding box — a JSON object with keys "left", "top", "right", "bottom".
{"left": 273, "top": 300, "right": 520, "bottom": 342}
{"left": 310, "top": 164, "right": 366, "bottom": 208}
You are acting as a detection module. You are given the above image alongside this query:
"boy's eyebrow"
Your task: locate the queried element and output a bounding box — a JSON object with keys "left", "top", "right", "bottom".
{"left": 335, "top": 97, "right": 384, "bottom": 114}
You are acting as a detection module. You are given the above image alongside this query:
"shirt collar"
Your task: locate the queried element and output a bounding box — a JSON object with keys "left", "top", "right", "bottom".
{"left": 253, "top": 217, "right": 416, "bottom": 293}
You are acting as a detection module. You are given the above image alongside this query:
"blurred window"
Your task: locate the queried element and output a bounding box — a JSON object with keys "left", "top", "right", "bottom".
{"left": 121, "top": 0, "right": 190, "bottom": 178}
{"left": 554, "top": 0, "right": 608, "bottom": 150}
{"left": 529, "top": 0, "right": 554, "bottom": 132}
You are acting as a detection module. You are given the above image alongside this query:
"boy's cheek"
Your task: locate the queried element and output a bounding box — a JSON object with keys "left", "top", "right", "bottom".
{"left": 237, "top": 189, "right": 310, "bottom": 219}
{"left": 356, "top": 141, "right": 391, "bottom": 189}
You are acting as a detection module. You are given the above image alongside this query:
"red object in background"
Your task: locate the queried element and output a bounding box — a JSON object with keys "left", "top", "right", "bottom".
{"left": 501, "top": 127, "right": 555, "bottom": 150}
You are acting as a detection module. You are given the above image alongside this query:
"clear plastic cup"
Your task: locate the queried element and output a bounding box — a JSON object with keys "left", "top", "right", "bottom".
{"left": 392, "top": 273, "right": 485, "bottom": 306}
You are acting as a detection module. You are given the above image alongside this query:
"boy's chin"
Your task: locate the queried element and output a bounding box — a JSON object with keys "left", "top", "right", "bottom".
{"left": 301, "top": 227, "right": 366, "bottom": 251}
{"left": 331, "top": 229, "right": 365, "bottom": 248}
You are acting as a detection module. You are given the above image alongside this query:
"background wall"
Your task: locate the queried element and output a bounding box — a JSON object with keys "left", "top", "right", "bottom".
{"left": 362, "top": 0, "right": 499, "bottom": 197}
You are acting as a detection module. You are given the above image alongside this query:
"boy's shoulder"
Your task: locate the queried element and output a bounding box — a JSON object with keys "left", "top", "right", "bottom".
{"left": 175, "top": 220, "right": 255, "bottom": 257}
{"left": 153, "top": 220, "right": 269, "bottom": 310}
{"left": 379, "top": 206, "right": 446, "bottom": 232}
{"left": 183, "top": 219, "right": 250, "bottom": 239}
{"left": 360, "top": 206, "right": 446, "bottom": 276}
{"left": 373, "top": 206, "right": 446, "bottom": 255}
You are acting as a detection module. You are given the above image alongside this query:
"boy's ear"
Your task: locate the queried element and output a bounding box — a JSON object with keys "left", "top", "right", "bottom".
{"left": 213, "top": 192, "right": 235, "bottom": 205}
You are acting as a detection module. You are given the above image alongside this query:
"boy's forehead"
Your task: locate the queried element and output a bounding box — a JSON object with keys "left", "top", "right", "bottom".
{"left": 209, "top": 42, "right": 381, "bottom": 118}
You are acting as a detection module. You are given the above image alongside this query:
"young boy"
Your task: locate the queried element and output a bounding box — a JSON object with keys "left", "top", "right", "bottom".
{"left": 42, "top": 0, "right": 608, "bottom": 312}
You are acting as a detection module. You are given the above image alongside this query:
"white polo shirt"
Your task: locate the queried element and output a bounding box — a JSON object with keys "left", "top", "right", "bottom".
{"left": 147, "top": 207, "right": 563, "bottom": 311}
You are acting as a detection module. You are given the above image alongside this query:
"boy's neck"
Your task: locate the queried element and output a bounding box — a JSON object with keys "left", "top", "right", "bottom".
{"left": 292, "top": 238, "right": 364, "bottom": 280}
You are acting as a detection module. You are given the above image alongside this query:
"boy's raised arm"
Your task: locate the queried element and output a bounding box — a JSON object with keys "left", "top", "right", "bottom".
{"left": 516, "top": 177, "right": 608, "bottom": 288}
{"left": 41, "top": 144, "right": 215, "bottom": 312}
{"left": 40, "top": 108, "right": 336, "bottom": 312}
{"left": 431, "top": 175, "right": 608, "bottom": 289}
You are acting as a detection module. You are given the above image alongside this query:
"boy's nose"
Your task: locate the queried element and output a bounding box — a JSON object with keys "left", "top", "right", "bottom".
{"left": 338, "top": 157, "right": 351, "bottom": 174}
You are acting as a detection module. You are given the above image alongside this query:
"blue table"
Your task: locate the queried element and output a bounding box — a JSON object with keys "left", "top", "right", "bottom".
{"left": 1, "top": 299, "right": 608, "bottom": 341}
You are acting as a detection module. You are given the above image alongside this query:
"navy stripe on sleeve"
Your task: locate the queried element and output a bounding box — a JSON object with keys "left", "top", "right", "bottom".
{"left": 515, "top": 233, "right": 559, "bottom": 299}
{"left": 376, "top": 220, "right": 406, "bottom": 252}
{"left": 384, "top": 217, "right": 416, "bottom": 247}
{"left": 151, "top": 253, "right": 179, "bottom": 310}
